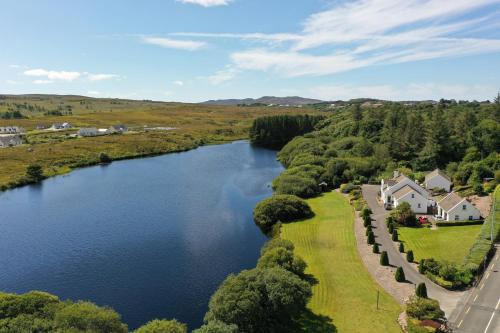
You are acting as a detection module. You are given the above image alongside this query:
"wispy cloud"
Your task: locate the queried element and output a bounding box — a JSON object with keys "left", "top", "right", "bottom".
{"left": 33, "top": 79, "right": 54, "bottom": 85}
{"left": 176, "top": 0, "right": 232, "bottom": 7}
{"left": 208, "top": 66, "right": 240, "bottom": 85}
{"left": 173, "top": 80, "right": 184, "bottom": 86}
{"left": 87, "top": 73, "right": 119, "bottom": 81}
{"left": 143, "top": 36, "right": 207, "bottom": 50}
{"left": 24, "top": 69, "right": 81, "bottom": 81}
{"left": 87, "top": 90, "right": 101, "bottom": 95}
{"left": 178, "top": 0, "right": 500, "bottom": 77}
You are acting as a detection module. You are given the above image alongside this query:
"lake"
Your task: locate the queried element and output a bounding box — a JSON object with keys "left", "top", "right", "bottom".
{"left": 0, "top": 141, "right": 283, "bottom": 330}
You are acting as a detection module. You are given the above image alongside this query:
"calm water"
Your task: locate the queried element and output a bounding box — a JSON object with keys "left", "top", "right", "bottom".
{"left": 0, "top": 141, "right": 282, "bottom": 330}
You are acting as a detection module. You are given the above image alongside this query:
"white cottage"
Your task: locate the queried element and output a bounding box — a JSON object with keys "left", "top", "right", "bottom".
{"left": 381, "top": 172, "right": 429, "bottom": 209}
{"left": 0, "top": 135, "right": 22, "bottom": 148}
{"left": 78, "top": 128, "right": 99, "bottom": 137}
{"left": 425, "top": 169, "right": 451, "bottom": 192}
{"left": 392, "top": 185, "right": 428, "bottom": 213}
{"left": 437, "top": 192, "right": 481, "bottom": 221}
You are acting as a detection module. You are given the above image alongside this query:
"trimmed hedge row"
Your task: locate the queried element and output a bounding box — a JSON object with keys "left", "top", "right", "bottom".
{"left": 436, "top": 220, "right": 484, "bottom": 227}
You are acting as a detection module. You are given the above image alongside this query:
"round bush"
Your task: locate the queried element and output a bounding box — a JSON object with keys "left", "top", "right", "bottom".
{"left": 365, "top": 225, "right": 372, "bottom": 236}
{"left": 372, "top": 243, "right": 379, "bottom": 254}
{"left": 407, "top": 250, "right": 414, "bottom": 263}
{"left": 253, "top": 195, "right": 313, "bottom": 232}
{"left": 392, "top": 230, "right": 398, "bottom": 242}
{"left": 416, "top": 283, "right": 428, "bottom": 298}
{"left": 399, "top": 242, "right": 405, "bottom": 253}
{"left": 380, "top": 251, "right": 389, "bottom": 266}
{"left": 395, "top": 267, "right": 405, "bottom": 282}
{"left": 363, "top": 216, "right": 371, "bottom": 227}
{"left": 367, "top": 231, "right": 375, "bottom": 245}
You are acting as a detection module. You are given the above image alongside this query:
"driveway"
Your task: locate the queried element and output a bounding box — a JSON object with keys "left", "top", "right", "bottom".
{"left": 362, "top": 185, "right": 466, "bottom": 318}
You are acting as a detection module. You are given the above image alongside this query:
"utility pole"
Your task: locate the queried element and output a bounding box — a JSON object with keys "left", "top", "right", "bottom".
{"left": 376, "top": 290, "right": 380, "bottom": 310}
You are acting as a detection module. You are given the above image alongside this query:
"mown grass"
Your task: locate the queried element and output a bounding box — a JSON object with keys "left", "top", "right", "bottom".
{"left": 398, "top": 225, "right": 482, "bottom": 264}
{"left": 0, "top": 96, "right": 317, "bottom": 189}
{"left": 281, "top": 191, "right": 402, "bottom": 333}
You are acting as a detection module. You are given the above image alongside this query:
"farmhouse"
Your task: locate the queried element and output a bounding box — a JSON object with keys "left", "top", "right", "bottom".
{"left": 0, "top": 135, "right": 22, "bottom": 148}
{"left": 380, "top": 171, "right": 429, "bottom": 210}
{"left": 78, "top": 128, "right": 99, "bottom": 137}
{"left": 425, "top": 169, "right": 451, "bottom": 192}
{"left": 392, "top": 185, "right": 428, "bottom": 213}
{"left": 437, "top": 192, "right": 481, "bottom": 221}
{"left": 108, "top": 124, "right": 128, "bottom": 134}
{"left": 0, "top": 126, "right": 25, "bottom": 134}
{"left": 50, "top": 122, "right": 72, "bottom": 130}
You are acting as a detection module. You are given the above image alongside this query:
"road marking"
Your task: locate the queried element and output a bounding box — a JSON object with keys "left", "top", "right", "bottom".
{"left": 483, "top": 298, "right": 500, "bottom": 333}
{"left": 466, "top": 307, "right": 471, "bottom": 314}
{"left": 474, "top": 294, "right": 479, "bottom": 302}
{"left": 492, "top": 263, "right": 495, "bottom": 269}
{"left": 458, "top": 319, "right": 463, "bottom": 328}
{"left": 485, "top": 272, "right": 491, "bottom": 280}
{"left": 480, "top": 283, "right": 485, "bottom": 290}
{"left": 495, "top": 254, "right": 499, "bottom": 261}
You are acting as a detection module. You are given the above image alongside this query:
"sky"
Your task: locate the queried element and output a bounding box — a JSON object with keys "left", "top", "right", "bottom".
{"left": 1, "top": 0, "right": 500, "bottom": 102}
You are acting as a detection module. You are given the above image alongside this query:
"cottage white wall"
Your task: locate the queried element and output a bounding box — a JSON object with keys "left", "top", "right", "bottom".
{"left": 444, "top": 201, "right": 481, "bottom": 221}
{"left": 425, "top": 176, "right": 451, "bottom": 192}
{"left": 382, "top": 178, "right": 427, "bottom": 205}
{"left": 395, "top": 192, "right": 428, "bottom": 213}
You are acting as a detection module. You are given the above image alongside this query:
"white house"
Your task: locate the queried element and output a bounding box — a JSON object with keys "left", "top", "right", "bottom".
{"left": 437, "top": 192, "right": 481, "bottom": 221}
{"left": 392, "top": 185, "right": 428, "bottom": 213}
{"left": 425, "top": 169, "right": 452, "bottom": 192}
{"left": 78, "top": 128, "right": 99, "bottom": 137}
{"left": 108, "top": 124, "right": 128, "bottom": 134}
{"left": 0, "top": 135, "right": 22, "bottom": 148}
{"left": 49, "top": 122, "right": 72, "bottom": 130}
{"left": 0, "top": 126, "right": 25, "bottom": 134}
{"left": 381, "top": 171, "right": 429, "bottom": 209}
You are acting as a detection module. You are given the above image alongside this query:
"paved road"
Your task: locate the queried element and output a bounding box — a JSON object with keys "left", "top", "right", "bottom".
{"left": 452, "top": 246, "right": 500, "bottom": 333}
{"left": 362, "top": 185, "right": 464, "bottom": 317}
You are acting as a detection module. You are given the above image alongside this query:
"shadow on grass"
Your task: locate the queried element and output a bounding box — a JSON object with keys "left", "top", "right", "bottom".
{"left": 290, "top": 308, "right": 337, "bottom": 333}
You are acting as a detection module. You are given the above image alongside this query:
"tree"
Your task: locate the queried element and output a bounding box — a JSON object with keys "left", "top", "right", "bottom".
{"left": 406, "top": 296, "right": 444, "bottom": 320}
{"left": 361, "top": 207, "right": 372, "bottom": 220}
{"left": 363, "top": 215, "right": 371, "bottom": 227}
{"left": 407, "top": 250, "right": 414, "bottom": 263}
{"left": 26, "top": 164, "right": 44, "bottom": 183}
{"left": 395, "top": 267, "right": 405, "bottom": 282}
{"left": 204, "top": 267, "right": 312, "bottom": 333}
{"left": 388, "top": 223, "right": 394, "bottom": 234}
{"left": 416, "top": 283, "right": 428, "bottom": 298}
{"left": 391, "top": 202, "right": 417, "bottom": 226}
{"left": 134, "top": 319, "right": 187, "bottom": 333}
{"left": 352, "top": 104, "right": 363, "bottom": 122}
{"left": 257, "top": 247, "right": 307, "bottom": 277}
{"left": 380, "top": 251, "right": 389, "bottom": 266}
{"left": 386, "top": 216, "right": 393, "bottom": 228}
{"left": 399, "top": 242, "right": 405, "bottom": 253}
{"left": 261, "top": 238, "right": 294, "bottom": 256}
{"left": 365, "top": 225, "right": 372, "bottom": 236}
{"left": 253, "top": 195, "right": 313, "bottom": 232}
{"left": 99, "top": 152, "right": 111, "bottom": 164}
{"left": 192, "top": 321, "right": 238, "bottom": 333}
{"left": 367, "top": 231, "right": 375, "bottom": 245}
{"left": 392, "top": 230, "right": 398, "bottom": 242}
{"left": 372, "top": 243, "right": 379, "bottom": 253}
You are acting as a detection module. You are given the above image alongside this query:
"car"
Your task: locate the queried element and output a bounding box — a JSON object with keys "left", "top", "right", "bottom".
{"left": 418, "top": 216, "right": 429, "bottom": 224}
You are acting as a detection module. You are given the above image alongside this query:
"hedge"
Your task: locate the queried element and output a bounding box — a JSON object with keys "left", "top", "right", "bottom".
{"left": 436, "top": 220, "right": 484, "bottom": 227}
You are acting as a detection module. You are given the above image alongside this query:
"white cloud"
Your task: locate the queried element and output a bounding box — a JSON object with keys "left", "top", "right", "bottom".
{"left": 309, "top": 83, "right": 497, "bottom": 101}
{"left": 87, "top": 73, "right": 119, "bottom": 81}
{"left": 143, "top": 37, "right": 207, "bottom": 50}
{"left": 24, "top": 69, "right": 81, "bottom": 81}
{"left": 208, "top": 66, "right": 240, "bottom": 85}
{"left": 6, "top": 80, "right": 22, "bottom": 85}
{"left": 164, "top": 90, "right": 173, "bottom": 96}
{"left": 173, "top": 80, "right": 184, "bottom": 86}
{"left": 33, "top": 80, "right": 54, "bottom": 84}
{"left": 9, "top": 64, "right": 21, "bottom": 69}
{"left": 176, "top": 0, "right": 232, "bottom": 7}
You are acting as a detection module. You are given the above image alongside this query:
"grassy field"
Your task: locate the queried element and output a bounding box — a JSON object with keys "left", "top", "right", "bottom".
{"left": 398, "top": 225, "right": 482, "bottom": 264}
{"left": 0, "top": 95, "right": 317, "bottom": 189}
{"left": 281, "top": 191, "right": 402, "bottom": 333}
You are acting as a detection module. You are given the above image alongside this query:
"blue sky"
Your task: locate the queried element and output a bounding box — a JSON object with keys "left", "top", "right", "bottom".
{"left": 1, "top": 0, "right": 500, "bottom": 102}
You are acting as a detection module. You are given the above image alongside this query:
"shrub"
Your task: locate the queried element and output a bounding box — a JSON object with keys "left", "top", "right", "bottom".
{"left": 388, "top": 223, "right": 394, "bottom": 234}
{"left": 392, "top": 230, "right": 398, "bottom": 242}
{"left": 273, "top": 174, "right": 320, "bottom": 198}
{"left": 416, "top": 283, "right": 428, "bottom": 298}
{"left": 365, "top": 225, "right": 372, "bottom": 235}
{"left": 386, "top": 216, "right": 394, "bottom": 227}
{"left": 373, "top": 243, "right": 379, "bottom": 253}
{"left": 25, "top": 164, "right": 44, "bottom": 183}
{"left": 391, "top": 202, "right": 417, "bottom": 226}
{"left": 367, "top": 231, "right": 375, "bottom": 245}
{"left": 406, "top": 296, "right": 444, "bottom": 320}
{"left": 407, "top": 250, "right": 414, "bottom": 263}
{"left": 395, "top": 267, "right": 405, "bottom": 282}
{"left": 380, "top": 251, "right": 389, "bottom": 266}
{"left": 134, "top": 319, "right": 187, "bottom": 333}
{"left": 253, "top": 195, "right": 313, "bottom": 232}
{"left": 399, "top": 242, "right": 405, "bottom": 253}
{"left": 363, "top": 215, "right": 371, "bottom": 227}
{"left": 340, "top": 183, "right": 356, "bottom": 194}
{"left": 260, "top": 238, "right": 295, "bottom": 256}
{"left": 361, "top": 207, "right": 372, "bottom": 219}
{"left": 99, "top": 152, "right": 111, "bottom": 164}
{"left": 192, "top": 321, "right": 238, "bottom": 333}
{"left": 257, "top": 247, "right": 307, "bottom": 277}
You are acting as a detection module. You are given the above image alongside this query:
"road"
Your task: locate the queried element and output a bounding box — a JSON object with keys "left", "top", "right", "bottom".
{"left": 362, "top": 185, "right": 464, "bottom": 317}
{"left": 452, "top": 246, "right": 500, "bottom": 333}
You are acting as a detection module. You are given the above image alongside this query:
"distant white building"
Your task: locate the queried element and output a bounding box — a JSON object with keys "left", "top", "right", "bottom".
{"left": 425, "top": 169, "right": 452, "bottom": 192}
{"left": 381, "top": 171, "right": 429, "bottom": 210}
{"left": 0, "top": 126, "right": 25, "bottom": 134}
{"left": 49, "top": 122, "right": 72, "bottom": 130}
{"left": 108, "top": 124, "right": 128, "bottom": 134}
{"left": 0, "top": 135, "right": 22, "bottom": 148}
{"left": 392, "top": 185, "right": 428, "bottom": 213}
{"left": 78, "top": 128, "right": 99, "bottom": 137}
{"left": 437, "top": 192, "right": 481, "bottom": 221}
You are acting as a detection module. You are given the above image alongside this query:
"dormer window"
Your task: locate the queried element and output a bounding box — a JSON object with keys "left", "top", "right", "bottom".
{"left": 462, "top": 205, "right": 466, "bottom": 210}
{"left": 411, "top": 194, "right": 415, "bottom": 198}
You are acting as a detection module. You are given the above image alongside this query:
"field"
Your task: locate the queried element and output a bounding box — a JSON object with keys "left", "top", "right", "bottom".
{"left": 281, "top": 191, "right": 402, "bottom": 333}
{"left": 0, "top": 95, "right": 316, "bottom": 189}
{"left": 398, "top": 225, "right": 483, "bottom": 264}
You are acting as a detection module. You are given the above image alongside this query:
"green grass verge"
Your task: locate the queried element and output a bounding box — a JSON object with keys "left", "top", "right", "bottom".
{"left": 398, "top": 225, "right": 482, "bottom": 264}
{"left": 281, "top": 191, "right": 402, "bottom": 333}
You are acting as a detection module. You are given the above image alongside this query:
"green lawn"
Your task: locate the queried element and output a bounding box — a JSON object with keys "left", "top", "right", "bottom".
{"left": 281, "top": 191, "right": 402, "bottom": 333}
{"left": 398, "top": 225, "right": 482, "bottom": 264}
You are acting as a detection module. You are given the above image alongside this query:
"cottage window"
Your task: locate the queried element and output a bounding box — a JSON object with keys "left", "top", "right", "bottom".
{"left": 455, "top": 215, "right": 459, "bottom": 221}
{"left": 469, "top": 216, "right": 473, "bottom": 220}
{"left": 418, "top": 203, "right": 421, "bottom": 208}
{"left": 462, "top": 205, "right": 466, "bottom": 210}
{"left": 411, "top": 194, "right": 415, "bottom": 198}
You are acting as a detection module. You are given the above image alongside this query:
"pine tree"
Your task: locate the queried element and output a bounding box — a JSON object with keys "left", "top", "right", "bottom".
{"left": 366, "top": 225, "right": 372, "bottom": 236}
{"left": 399, "top": 242, "right": 405, "bottom": 253}
{"left": 407, "top": 250, "right": 414, "bottom": 263}
{"left": 380, "top": 251, "right": 389, "bottom": 266}
{"left": 373, "top": 243, "right": 379, "bottom": 254}
{"left": 367, "top": 231, "right": 375, "bottom": 245}
{"left": 395, "top": 267, "right": 405, "bottom": 282}
{"left": 416, "top": 283, "right": 428, "bottom": 298}
{"left": 392, "top": 230, "right": 398, "bottom": 242}
{"left": 388, "top": 223, "right": 394, "bottom": 234}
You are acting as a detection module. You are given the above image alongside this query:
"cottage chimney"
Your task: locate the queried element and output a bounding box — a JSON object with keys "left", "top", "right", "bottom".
{"left": 393, "top": 170, "right": 400, "bottom": 178}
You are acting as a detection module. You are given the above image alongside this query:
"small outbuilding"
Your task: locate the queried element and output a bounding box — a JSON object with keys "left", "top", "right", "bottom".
{"left": 425, "top": 169, "right": 451, "bottom": 192}
{"left": 437, "top": 192, "right": 481, "bottom": 221}
{"left": 78, "top": 128, "right": 99, "bottom": 137}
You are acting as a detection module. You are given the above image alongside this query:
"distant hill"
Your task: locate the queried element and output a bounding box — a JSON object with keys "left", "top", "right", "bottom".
{"left": 201, "top": 96, "right": 324, "bottom": 106}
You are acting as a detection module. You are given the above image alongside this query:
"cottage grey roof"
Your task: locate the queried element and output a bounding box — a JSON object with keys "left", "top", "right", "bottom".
{"left": 425, "top": 169, "right": 451, "bottom": 182}
{"left": 393, "top": 185, "right": 422, "bottom": 200}
{"left": 384, "top": 174, "right": 408, "bottom": 187}
{"left": 438, "top": 192, "right": 465, "bottom": 211}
